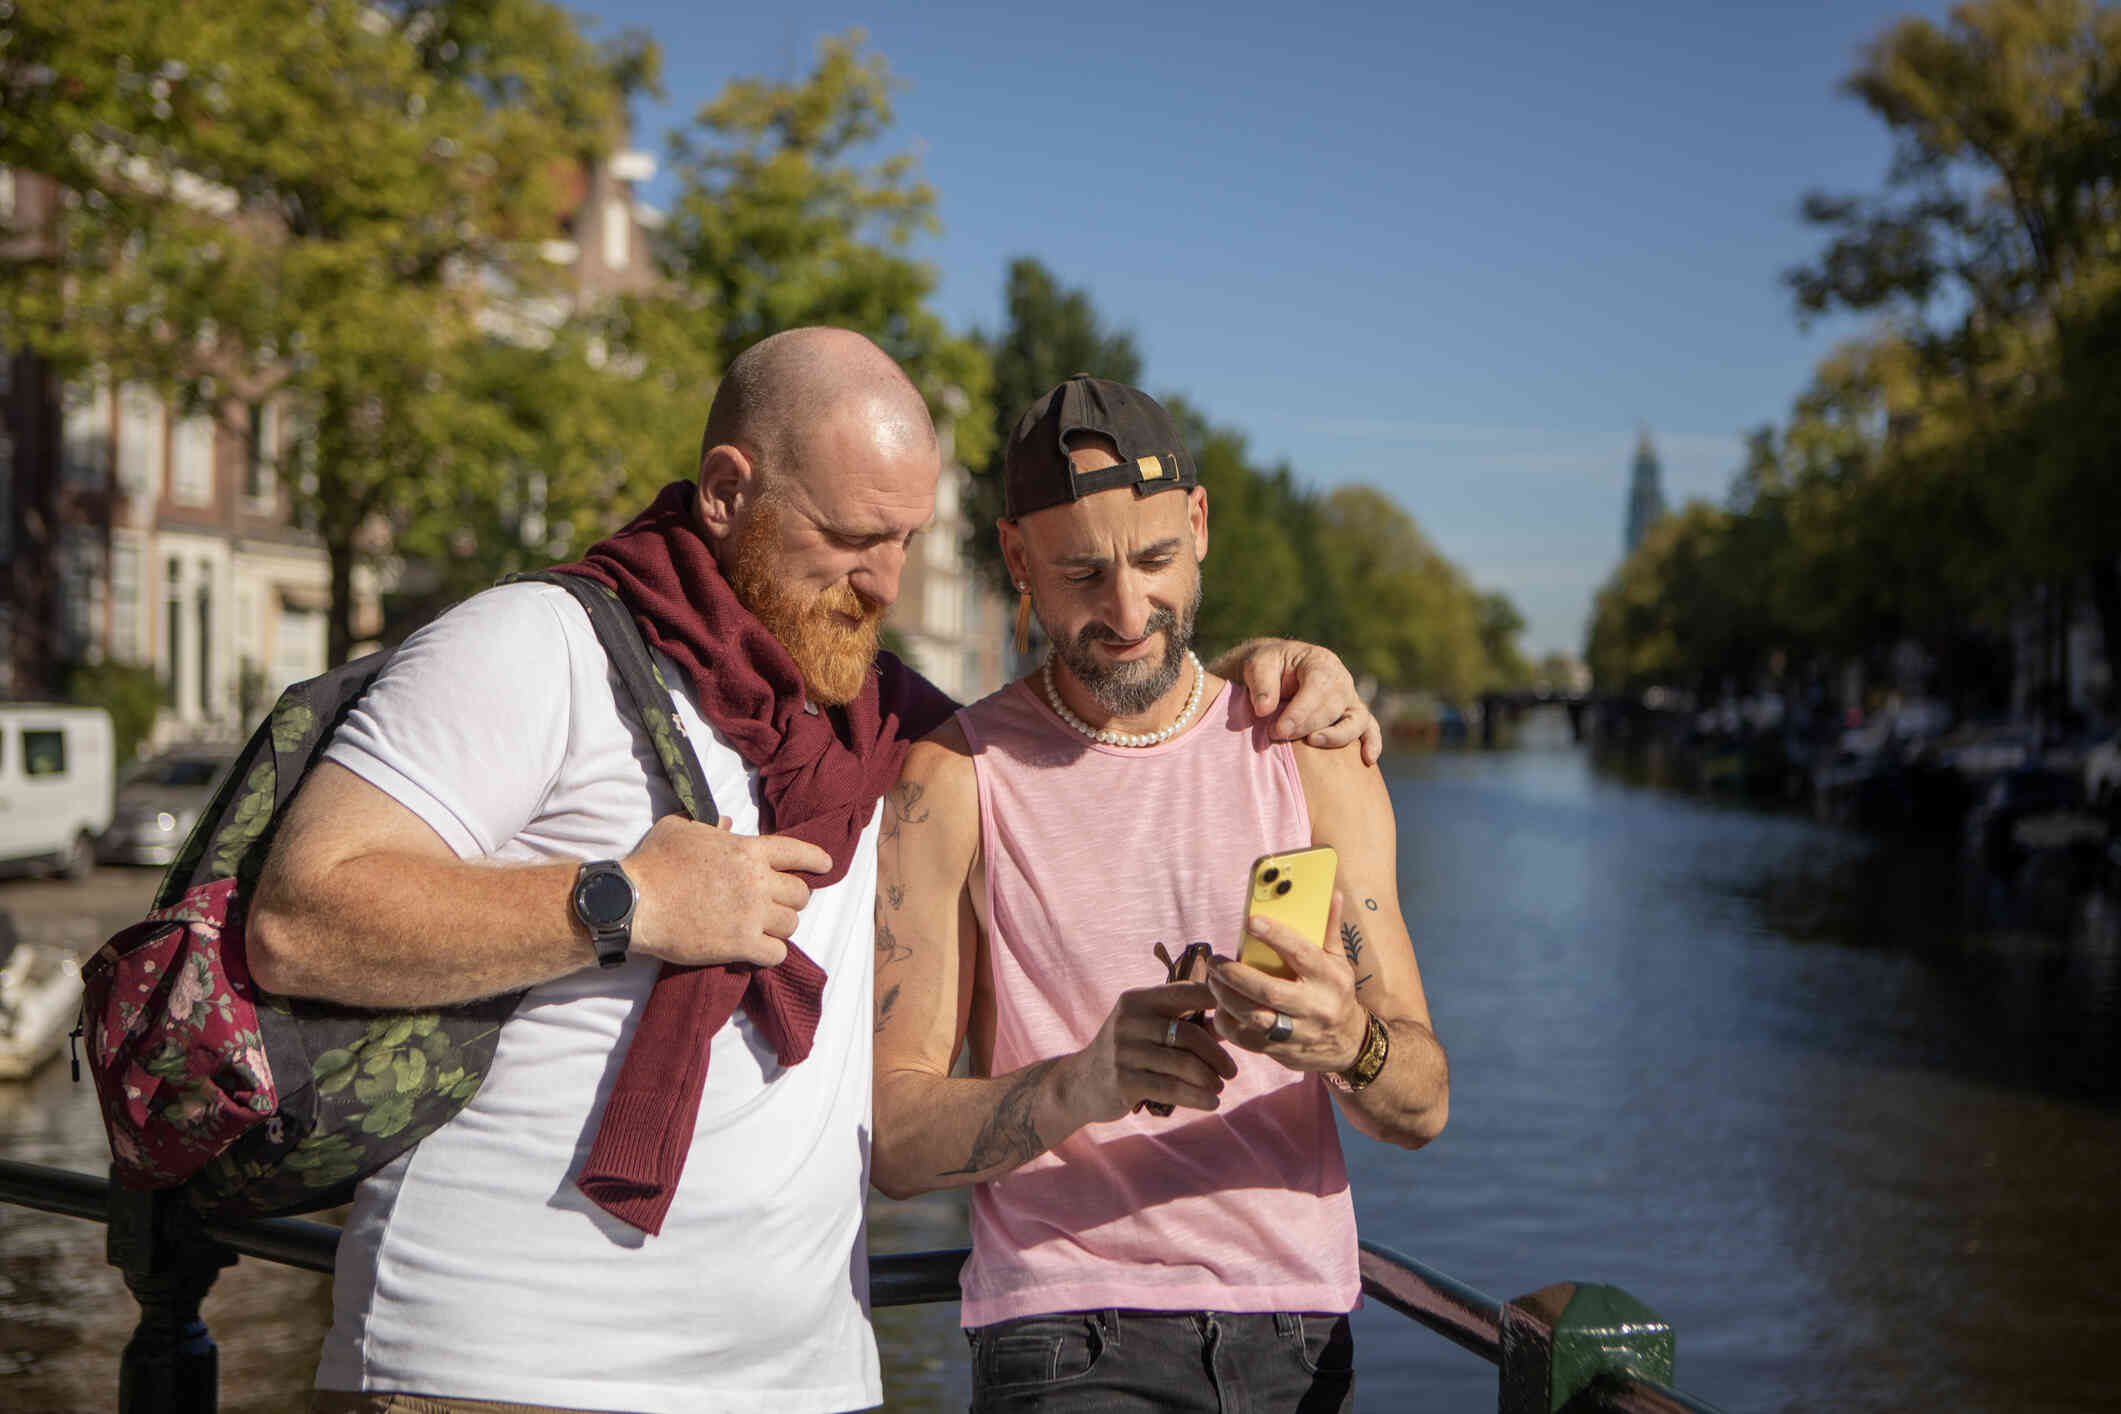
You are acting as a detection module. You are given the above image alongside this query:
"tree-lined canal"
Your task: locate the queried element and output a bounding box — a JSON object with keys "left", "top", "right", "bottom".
{"left": 4, "top": 717, "right": 2116, "bottom": 1410}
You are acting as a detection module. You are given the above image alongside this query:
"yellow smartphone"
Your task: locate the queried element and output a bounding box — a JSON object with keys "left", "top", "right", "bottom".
{"left": 1236, "top": 845, "right": 1338, "bottom": 979}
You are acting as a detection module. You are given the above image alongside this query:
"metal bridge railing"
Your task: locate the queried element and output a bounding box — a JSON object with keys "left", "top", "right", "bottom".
{"left": 0, "top": 1157, "right": 1726, "bottom": 1413}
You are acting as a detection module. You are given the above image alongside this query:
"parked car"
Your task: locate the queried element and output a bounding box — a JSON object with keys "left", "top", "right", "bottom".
{"left": 96, "top": 750, "right": 236, "bottom": 868}
{"left": 0, "top": 705, "right": 114, "bottom": 879}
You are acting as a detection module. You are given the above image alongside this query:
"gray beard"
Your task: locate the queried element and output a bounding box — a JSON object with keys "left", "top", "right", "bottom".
{"left": 1046, "top": 578, "right": 1202, "bottom": 717}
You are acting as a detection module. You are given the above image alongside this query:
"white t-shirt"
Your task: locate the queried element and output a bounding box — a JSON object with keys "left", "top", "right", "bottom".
{"left": 313, "top": 581, "right": 883, "bottom": 1414}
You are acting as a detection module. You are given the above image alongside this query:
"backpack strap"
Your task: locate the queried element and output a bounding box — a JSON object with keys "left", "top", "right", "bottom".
{"left": 510, "top": 572, "right": 720, "bottom": 828}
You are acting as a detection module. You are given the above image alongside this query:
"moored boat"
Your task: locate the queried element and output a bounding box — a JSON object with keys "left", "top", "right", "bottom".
{"left": 0, "top": 939, "right": 84, "bottom": 1081}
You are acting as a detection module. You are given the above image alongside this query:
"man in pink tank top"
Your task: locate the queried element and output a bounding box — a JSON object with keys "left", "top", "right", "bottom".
{"left": 873, "top": 376, "right": 1450, "bottom": 1412}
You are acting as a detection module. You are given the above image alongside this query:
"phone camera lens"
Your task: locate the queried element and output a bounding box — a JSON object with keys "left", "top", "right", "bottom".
{"left": 1275, "top": 879, "right": 1293, "bottom": 896}
{"left": 1261, "top": 867, "right": 1280, "bottom": 884}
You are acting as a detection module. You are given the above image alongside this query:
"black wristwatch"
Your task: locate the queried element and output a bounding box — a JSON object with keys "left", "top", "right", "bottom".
{"left": 572, "top": 859, "right": 637, "bottom": 969}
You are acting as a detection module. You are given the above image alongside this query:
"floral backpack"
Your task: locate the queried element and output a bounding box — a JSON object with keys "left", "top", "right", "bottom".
{"left": 77, "top": 573, "right": 718, "bottom": 1218}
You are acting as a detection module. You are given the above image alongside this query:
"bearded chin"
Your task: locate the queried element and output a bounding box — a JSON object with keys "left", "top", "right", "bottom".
{"left": 1043, "top": 572, "right": 1203, "bottom": 717}
{"left": 794, "top": 611, "right": 883, "bottom": 706}
{"left": 727, "top": 504, "right": 884, "bottom": 707}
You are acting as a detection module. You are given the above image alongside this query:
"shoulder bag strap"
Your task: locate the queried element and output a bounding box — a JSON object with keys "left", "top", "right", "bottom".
{"left": 508, "top": 572, "right": 720, "bottom": 827}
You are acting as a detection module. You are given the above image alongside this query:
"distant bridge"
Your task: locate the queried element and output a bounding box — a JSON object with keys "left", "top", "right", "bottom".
{"left": 1475, "top": 691, "right": 1596, "bottom": 746}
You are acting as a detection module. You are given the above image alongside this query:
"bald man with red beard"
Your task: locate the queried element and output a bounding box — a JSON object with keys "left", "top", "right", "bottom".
{"left": 248, "top": 329, "right": 1381, "bottom": 1413}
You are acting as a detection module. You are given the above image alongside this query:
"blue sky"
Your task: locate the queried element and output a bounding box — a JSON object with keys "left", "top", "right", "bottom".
{"left": 572, "top": 0, "right": 1946, "bottom": 658}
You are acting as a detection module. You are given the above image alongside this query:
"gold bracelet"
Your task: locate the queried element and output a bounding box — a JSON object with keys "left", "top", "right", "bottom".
{"left": 1324, "top": 1010, "right": 1390, "bottom": 1093}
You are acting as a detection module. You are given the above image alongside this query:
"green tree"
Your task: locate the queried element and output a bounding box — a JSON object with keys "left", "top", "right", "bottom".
{"left": 1584, "top": 335, "right": 2019, "bottom": 711}
{"left": 1318, "top": 485, "right": 1516, "bottom": 700}
{"left": 0, "top": 0, "right": 647, "bottom": 663}
{"left": 964, "top": 257, "right": 1144, "bottom": 592}
{"left": 389, "top": 298, "right": 721, "bottom": 608}
{"left": 1587, "top": 503, "right": 1733, "bottom": 698}
{"left": 662, "top": 30, "right": 993, "bottom": 470}
{"left": 1476, "top": 593, "right": 1532, "bottom": 691}
{"left": 1164, "top": 398, "right": 1308, "bottom": 658}
{"left": 1788, "top": 0, "right": 2121, "bottom": 682}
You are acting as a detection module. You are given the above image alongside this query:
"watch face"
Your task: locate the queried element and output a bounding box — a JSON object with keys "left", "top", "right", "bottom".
{"left": 577, "top": 868, "right": 634, "bottom": 927}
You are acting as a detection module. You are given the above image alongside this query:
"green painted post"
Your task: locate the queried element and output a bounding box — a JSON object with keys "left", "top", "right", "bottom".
{"left": 1499, "top": 1281, "right": 1675, "bottom": 1413}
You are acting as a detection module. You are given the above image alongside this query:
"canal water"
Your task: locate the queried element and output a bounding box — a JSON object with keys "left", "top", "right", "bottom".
{"left": 4, "top": 712, "right": 2117, "bottom": 1411}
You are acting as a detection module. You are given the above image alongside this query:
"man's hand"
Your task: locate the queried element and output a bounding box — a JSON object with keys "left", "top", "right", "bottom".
{"left": 1060, "top": 981, "right": 1238, "bottom": 1125}
{"left": 1206, "top": 892, "right": 1366, "bottom": 1074}
{"left": 625, "top": 816, "right": 833, "bottom": 968}
{"left": 1215, "top": 640, "right": 1381, "bottom": 765}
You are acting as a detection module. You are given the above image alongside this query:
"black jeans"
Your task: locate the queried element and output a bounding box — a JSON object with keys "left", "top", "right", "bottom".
{"left": 966, "top": 1308, "right": 1355, "bottom": 1413}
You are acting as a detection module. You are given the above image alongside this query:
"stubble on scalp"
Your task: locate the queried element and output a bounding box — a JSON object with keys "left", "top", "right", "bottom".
{"left": 701, "top": 327, "right": 934, "bottom": 488}
{"left": 703, "top": 327, "right": 935, "bottom": 705}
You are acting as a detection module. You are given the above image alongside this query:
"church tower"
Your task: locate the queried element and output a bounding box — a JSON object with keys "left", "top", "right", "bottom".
{"left": 1623, "top": 425, "right": 1667, "bottom": 554}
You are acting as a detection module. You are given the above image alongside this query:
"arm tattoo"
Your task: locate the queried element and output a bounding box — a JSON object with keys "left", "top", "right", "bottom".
{"left": 1341, "top": 920, "right": 1373, "bottom": 990}
{"left": 875, "top": 982, "right": 900, "bottom": 1033}
{"left": 880, "top": 781, "right": 930, "bottom": 845}
{"left": 875, "top": 903, "right": 911, "bottom": 968}
{"left": 941, "top": 1058, "right": 1059, "bottom": 1177}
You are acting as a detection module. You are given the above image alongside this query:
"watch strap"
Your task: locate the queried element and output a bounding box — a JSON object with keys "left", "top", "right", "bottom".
{"left": 1326, "top": 1010, "right": 1390, "bottom": 1093}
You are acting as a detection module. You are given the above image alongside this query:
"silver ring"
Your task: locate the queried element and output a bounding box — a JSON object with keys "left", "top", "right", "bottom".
{"left": 1265, "top": 1012, "right": 1294, "bottom": 1044}
{"left": 1164, "top": 1017, "right": 1183, "bottom": 1048}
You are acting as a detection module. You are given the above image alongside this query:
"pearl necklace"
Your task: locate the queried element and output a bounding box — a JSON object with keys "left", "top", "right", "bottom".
{"left": 1043, "top": 651, "right": 1205, "bottom": 748}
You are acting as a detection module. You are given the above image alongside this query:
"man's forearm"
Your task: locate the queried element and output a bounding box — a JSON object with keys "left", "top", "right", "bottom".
{"left": 1332, "top": 1016, "right": 1449, "bottom": 1149}
{"left": 872, "top": 1057, "right": 1086, "bottom": 1199}
{"left": 248, "top": 851, "right": 593, "bottom": 1007}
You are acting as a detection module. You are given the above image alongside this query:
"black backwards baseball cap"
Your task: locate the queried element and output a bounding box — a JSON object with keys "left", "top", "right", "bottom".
{"left": 1003, "top": 374, "right": 1198, "bottom": 519}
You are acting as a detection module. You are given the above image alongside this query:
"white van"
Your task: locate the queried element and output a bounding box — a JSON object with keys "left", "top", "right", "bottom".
{"left": 0, "top": 704, "right": 115, "bottom": 878}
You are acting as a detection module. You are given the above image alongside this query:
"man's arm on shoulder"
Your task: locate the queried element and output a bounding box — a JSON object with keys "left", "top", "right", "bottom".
{"left": 1211, "top": 638, "right": 1382, "bottom": 765}
{"left": 871, "top": 722, "right": 1232, "bottom": 1198}
{"left": 1295, "top": 740, "right": 1448, "bottom": 1146}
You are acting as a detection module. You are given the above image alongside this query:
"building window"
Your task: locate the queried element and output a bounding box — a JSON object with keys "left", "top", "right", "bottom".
{"left": 64, "top": 378, "right": 114, "bottom": 489}
{"left": 602, "top": 198, "right": 631, "bottom": 271}
{"left": 275, "top": 600, "right": 324, "bottom": 686}
{"left": 111, "top": 538, "right": 141, "bottom": 664}
{"left": 164, "top": 557, "right": 183, "bottom": 708}
{"left": 20, "top": 729, "right": 65, "bottom": 777}
{"left": 196, "top": 571, "right": 213, "bottom": 720}
{"left": 172, "top": 413, "right": 215, "bottom": 506}
{"left": 116, "top": 382, "right": 165, "bottom": 496}
{"left": 58, "top": 530, "right": 105, "bottom": 664}
{"left": 243, "top": 401, "right": 278, "bottom": 507}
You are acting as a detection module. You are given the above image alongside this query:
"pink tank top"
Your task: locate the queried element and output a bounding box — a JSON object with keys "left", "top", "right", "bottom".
{"left": 953, "top": 678, "right": 1360, "bottom": 1327}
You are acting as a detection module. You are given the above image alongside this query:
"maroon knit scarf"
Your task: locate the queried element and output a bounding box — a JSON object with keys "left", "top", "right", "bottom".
{"left": 550, "top": 480, "right": 952, "bottom": 1235}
